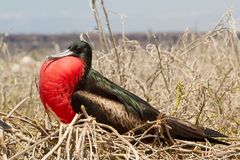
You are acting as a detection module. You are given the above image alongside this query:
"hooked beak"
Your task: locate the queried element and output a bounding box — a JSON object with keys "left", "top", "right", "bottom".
{"left": 47, "top": 49, "right": 76, "bottom": 59}
{"left": 0, "top": 120, "right": 12, "bottom": 131}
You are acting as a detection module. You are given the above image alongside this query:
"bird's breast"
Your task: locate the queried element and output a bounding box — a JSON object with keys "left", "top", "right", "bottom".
{"left": 39, "top": 56, "right": 85, "bottom": 123}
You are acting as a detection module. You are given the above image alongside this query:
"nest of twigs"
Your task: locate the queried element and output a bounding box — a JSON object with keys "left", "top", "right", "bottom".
{"left": 0, "top": 107, "right": 239, "bottom": 160}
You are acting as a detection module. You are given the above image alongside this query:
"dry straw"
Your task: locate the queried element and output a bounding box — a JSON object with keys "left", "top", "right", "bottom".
{"left": 0, "top": 2, "right": 239, "bottom": 159}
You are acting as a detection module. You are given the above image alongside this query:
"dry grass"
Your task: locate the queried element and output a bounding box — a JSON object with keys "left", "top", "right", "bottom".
{"left": 0, "top": 7, "right": 240, "bottom": 160}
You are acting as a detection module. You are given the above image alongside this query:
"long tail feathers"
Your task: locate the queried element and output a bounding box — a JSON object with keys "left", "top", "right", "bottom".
{"left": 162, "top": 117, "right": 229, "bottom": 145}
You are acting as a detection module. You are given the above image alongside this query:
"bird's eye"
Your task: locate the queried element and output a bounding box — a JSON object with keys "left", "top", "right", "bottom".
{"left": 77, "top": 48, "right": 83, "bottom": 52}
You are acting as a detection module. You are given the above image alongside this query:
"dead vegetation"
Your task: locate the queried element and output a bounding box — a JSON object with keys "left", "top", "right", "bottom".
{"left": 0, "top": 2, "right": 240, "bottom": 159}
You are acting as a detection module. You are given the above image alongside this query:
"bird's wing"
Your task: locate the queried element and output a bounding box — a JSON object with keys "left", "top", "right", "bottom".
{"left": 83, "top": 69, "right": 159, "bottom": 120}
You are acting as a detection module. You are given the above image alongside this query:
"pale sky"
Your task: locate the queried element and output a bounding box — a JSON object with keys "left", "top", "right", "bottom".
{"left": 0, "top": 0, "right": 240, "bottom": 34}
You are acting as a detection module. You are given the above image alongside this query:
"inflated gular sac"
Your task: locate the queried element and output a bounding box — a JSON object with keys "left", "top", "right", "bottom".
{"left": 39, "top": 57, "right": 85, "bottom": 123}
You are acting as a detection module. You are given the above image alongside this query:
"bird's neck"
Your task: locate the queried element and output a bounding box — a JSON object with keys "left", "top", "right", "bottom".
{"left": 80, "top": 49, "right": 92, "bottom": 79}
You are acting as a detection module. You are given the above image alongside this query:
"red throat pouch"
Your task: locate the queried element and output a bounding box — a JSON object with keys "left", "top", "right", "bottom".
{"left": 39, "top": 56, "right": 85, "bottom": 123}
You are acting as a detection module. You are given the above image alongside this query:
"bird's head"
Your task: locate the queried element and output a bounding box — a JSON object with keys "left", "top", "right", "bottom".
{"left": 47, "top": 41, "right": 92, "bottom": 70}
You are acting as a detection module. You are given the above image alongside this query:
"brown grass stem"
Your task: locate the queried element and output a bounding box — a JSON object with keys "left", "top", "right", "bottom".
{"left": 6, "top": 97, "right": 30, "bottom": 119}
{"left": 100, "top": 0, "right": 120, "bottom": 74}
{"left": 41, "top": 114, "right": 79, "bottom": 160}
{"left": 152, "top": 33, "right": 170, "bottom": 94}
{"left": 8, "top": 130, "right": 59, "bottom": 160}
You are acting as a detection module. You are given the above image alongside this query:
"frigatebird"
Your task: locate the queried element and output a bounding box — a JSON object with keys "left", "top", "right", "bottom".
{"left": 39, "top": 41, "right": 228, "bottom": 145}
